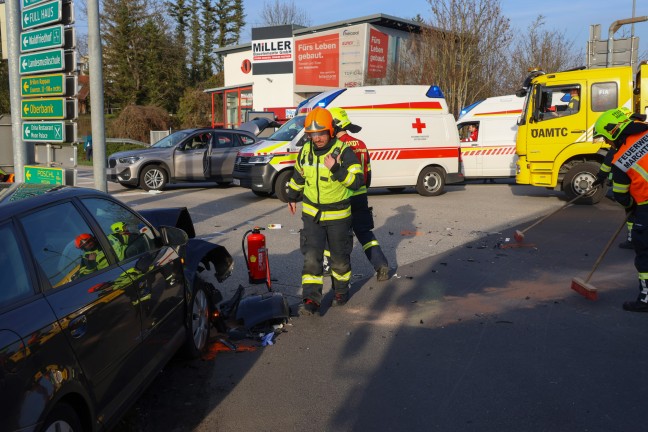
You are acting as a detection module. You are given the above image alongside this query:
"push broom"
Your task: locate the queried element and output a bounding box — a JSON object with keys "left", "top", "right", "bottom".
{"left": 514, "top": 188, "right": 598, "bottom": 243}
{"left": 571, "top": 215, "right": 630, "bottom": 301}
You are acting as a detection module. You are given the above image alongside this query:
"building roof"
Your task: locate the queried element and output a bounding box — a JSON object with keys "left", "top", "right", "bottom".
{"left": 213, "top": 13, "right": 426, "bottom": 56}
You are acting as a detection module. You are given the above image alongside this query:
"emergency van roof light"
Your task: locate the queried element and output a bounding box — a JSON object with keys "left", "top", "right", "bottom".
{"left": 458, "top": 100, "right": 483, "bottom": 119}
{"left": 426, "top": 85, "right": 444, "bottom": 98}
{"left": 317, "top": 89, "right": 347, "bottom": 108}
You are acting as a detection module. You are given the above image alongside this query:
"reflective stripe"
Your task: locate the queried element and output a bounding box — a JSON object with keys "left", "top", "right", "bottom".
{"left": 289, "top": 177, "right": 304, "bottom": 191}
{"left": 362, "top": 240, "right": 380, "bottom": 251}
{"left": 302, "top": 203, "right": 351, "bottom": 221}
{"left": 639, "top": 273, "right": 648, "bottom": 281}
{"left": 613, "top": 182, "right": 630, "bottom": 193}
{"left": 331, "top": 269, "right": 351, "bottom": 282}
{"left": 323, "top": 250, "right": 331, "bottom": 258}
{"left": 634, "top": 163, "right": 648, "bottom": 183}
{"left": 600, "top": 163, "right": 611, "bottom": 173}
{"left": 302, "top": 274, "right": 323, "bottom": 284}
{"left": 352, "top": 185, "right": 368, "bottom": 196}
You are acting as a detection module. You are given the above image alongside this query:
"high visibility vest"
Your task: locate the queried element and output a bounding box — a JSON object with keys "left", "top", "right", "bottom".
{"left": 297, "top": 140, "right": 353, "bottom": 218}
{"left": 612, "top": 130, "right": 648, "bottom": 204}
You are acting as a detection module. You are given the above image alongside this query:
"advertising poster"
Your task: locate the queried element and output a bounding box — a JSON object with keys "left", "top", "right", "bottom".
{"left": 367, "top": 28, "right": 389, "bottom": 79}
{"left": 252, "top": 37, "right": 293, "bottom": 63}
{"left": 295, "top": 33, "right": 340, "bottom": 87}
{"left": 339, "top": 27, "right": 364, "bottom": 88}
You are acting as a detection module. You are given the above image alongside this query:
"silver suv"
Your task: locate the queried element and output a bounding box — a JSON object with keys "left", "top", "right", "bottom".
{"left": 107, "top": 128, "right": 257, "bottom": 191}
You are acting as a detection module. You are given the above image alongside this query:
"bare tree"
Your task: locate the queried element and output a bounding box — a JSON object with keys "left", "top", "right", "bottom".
{"left": 499, "top": 15, "right": 582, "bottom": 95}
{"left": 393, "top": 0, "right": 514, "bottom": 117}
{"left": 260, "top": 0, "right": 311, "bottom": 27}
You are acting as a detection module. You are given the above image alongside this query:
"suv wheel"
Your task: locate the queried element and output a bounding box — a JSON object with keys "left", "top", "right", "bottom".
{"left": 140, "top": 165, "right": 168, "bottom": 191}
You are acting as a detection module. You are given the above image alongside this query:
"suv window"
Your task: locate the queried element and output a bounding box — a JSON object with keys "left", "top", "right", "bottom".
{"left": 238, "top": 133, "right": 255, "bottom": 146}
{"left": 81, "top": 198, "right": 156, "bottom": 262}
{"left": 20, "top": 202, "right": 111, "bottom": 288}
{"left": 0, "top": 222, "right": 33, "bottom": 307}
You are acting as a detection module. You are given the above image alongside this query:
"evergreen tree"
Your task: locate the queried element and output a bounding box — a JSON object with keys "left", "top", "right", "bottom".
{"left": 214, "top": 0, "right": 245, "bottom": 72}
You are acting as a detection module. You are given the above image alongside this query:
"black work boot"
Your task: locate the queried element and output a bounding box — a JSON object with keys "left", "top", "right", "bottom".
{"left": 331, "top": 292, "right": 348, "bottom": 307}
{"left": 299, "top": 299, "right": 320, "bottom": 316}
{"left": 376, "top": 266, "right": 390, "bottom": 282}
{"left": 622, "top": 300, "right": 648, "bottom": 312}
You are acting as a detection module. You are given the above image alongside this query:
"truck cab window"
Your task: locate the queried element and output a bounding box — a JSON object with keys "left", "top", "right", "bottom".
{"left": 537, "top": 85, "right": 580, "bottom": 121}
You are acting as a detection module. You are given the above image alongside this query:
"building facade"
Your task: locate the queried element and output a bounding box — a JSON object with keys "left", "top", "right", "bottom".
{"left": 207, "top": 14, "right": 423, "bottom": 128}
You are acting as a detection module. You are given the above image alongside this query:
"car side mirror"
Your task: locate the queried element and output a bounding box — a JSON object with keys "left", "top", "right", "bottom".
{"left": 159, "top": 226, "right": 188, "bottom": 247}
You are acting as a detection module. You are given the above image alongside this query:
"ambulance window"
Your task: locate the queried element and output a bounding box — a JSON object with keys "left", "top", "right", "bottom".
{"left": 591, "top": 82, "right": 618, "bottom": 112}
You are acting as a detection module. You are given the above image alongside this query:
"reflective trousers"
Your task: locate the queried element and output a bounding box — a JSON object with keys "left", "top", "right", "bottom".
{"left": 631, "top": 207, "right": 648, "bottom": 303}
{"left": 351, "top": 193, "right": 388, "bottom": 271}
{"left": 300, "top": 214, "right": 353, "bottom": 305}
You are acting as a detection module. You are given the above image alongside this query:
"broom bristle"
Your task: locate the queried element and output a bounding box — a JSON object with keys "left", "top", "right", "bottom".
{"left": 571, "top": 277, "right": 598, "bottom": 301}
{"left": 514, "top": 230, "right": 524, "bottom": 243}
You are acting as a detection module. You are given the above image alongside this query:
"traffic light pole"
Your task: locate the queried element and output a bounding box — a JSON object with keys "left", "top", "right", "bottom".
{"left": 87, "top": 0, "right": 107, "bottom": 192}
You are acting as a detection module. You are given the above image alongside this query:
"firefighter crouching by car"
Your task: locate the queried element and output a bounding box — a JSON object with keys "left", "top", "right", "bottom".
{"left": 328, "top": 107, "right": 390, "bottom": 281}
{"left": 287, "top": 107, "right": 364, "bottom": 315}
{"left": 595, "top": 107, "right": 648, "bottom": 312}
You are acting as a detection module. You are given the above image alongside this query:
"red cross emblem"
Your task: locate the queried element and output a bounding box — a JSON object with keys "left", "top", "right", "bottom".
{"left": 412, "top": 118, "right": 426, "bottom": 133}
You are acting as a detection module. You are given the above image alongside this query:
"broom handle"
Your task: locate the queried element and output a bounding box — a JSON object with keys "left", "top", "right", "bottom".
{"left": 520, "top": 193, "right": 587, "bottom": 235}
{"left": 585, "top": 214, "right": 630, "bottom": 283}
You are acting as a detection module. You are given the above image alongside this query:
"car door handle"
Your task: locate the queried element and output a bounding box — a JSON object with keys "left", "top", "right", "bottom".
{"left": 471, "top": 143, "right": 478, "bottom": 147}
{"left": 530, "top": 150, "right": 540, "bottom": 153}
{"left": 69, "top": 315, "right": 88, "bottom": 338}
{"left": 571, "top": 130, "right": 586, "bottom": 134}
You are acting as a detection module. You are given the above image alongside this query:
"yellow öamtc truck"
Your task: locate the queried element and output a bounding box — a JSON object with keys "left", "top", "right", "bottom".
{"left": 515, "top": 63, "right": 648, "bottom": 204}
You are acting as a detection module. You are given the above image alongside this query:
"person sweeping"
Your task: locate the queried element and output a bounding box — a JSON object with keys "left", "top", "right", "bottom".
{"left": 594, "top": 107, "right": 648, "bottom": 312}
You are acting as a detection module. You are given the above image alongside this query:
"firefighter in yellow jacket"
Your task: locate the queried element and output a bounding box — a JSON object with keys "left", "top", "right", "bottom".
{"left": 596, "top": 108, "right": 648, "bottom": 312}
{"left": 287, "top": 107, "right": 363, "bottom": 315}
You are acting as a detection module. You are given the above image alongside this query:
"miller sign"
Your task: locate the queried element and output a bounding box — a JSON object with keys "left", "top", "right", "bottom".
{"left": 252, "top": 37, "right": 293, "bottom": 63}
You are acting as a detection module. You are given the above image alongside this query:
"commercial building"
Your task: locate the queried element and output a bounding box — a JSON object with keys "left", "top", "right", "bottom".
{"left": 207, "top": 14, "right": 424, "bottom": 128}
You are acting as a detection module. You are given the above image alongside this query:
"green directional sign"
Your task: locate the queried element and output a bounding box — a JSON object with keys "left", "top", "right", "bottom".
{"left": 20, "top": 48, "right": 64, "bottom": 75}
{"left": 24, "top": 165, "right": 64, "bottom": 185}
{"left": 21, "top": 25, "right": 63, "bottom": 53}
{"left": 23, "top": 121, "right": 66, "bottom": 142}
{"left": 22, "top": 0, "right": 51, "bottom": 10}
{"left": 22, "top": 98, "right": 66, "bottom": 119}
{"left": 21, "top": 73, "right": 66, "bottom": 97}
{"left": 22, "top": 0, "right": 62, "bottom": 30}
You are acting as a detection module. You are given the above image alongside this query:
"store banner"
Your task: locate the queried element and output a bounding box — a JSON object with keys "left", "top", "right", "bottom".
{"left": 252, "top": 37, "right": 293, "bottom": 63}
{"left": 295, "top": 33, "right": 340, "bottom": 86}
{"left": 367, "top": 28, "right": 388, "bottom": 79}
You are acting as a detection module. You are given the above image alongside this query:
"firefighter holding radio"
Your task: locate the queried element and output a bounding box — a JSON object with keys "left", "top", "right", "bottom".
{"left": 287, "top": 107, "right": 363, "bottom": 315}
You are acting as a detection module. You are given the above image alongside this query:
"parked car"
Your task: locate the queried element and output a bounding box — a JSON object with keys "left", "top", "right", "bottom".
{"left": 0, "top": 183, "right": 233, "bottom": 432}
{"left": 107, "top": 128, "right": 257, "bottom": 191}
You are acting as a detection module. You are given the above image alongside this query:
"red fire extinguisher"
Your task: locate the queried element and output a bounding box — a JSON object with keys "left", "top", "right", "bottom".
{"left": 242, "top": 227, "right": 272, "bottom": 290}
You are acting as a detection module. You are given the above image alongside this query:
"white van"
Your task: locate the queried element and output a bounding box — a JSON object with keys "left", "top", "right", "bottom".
{"left": 456, "top": 94, "right": 524, "bottom": 179}
{"left": 233, "top": 85, "right": 464, "bottom": 202}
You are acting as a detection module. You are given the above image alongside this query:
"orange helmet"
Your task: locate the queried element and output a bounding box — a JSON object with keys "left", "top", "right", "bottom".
{"left": 304, "top": 107, "right": 334, "bottom": 138}
{"left": 75, "top": 233, "right": 96, "bottom": 250}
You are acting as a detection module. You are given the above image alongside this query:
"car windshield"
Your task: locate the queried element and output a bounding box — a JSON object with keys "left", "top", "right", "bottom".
{"left": 267, "top": 115, "right": 305, "bottom": 142}
{"left": 151, "top": 131, "right": 194, "bottom": 149}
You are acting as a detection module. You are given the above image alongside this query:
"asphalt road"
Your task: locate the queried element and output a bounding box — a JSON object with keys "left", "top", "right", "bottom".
{"left": 77, "top": 172, "right": 644, "bottom": 432}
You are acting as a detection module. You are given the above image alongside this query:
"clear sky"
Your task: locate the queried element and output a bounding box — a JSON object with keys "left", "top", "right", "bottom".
{"left": 242, "top": 0, "right": 648, "bottom": 54}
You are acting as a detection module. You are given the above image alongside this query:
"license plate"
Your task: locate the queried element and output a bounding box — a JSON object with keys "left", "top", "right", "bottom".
{"left": 232, "top": 178, "right": 240, "bottom": 186}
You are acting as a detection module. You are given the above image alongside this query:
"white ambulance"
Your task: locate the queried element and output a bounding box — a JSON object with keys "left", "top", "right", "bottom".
{"left": 456, "top": 94, "right": 524, "bottom": 179}
{"left": 233, "top": 85, "right": 464, "bottom": 202}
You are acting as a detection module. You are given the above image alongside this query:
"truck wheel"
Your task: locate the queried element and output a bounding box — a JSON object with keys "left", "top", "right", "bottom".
{"left": 140, "top": 165, "right": 168, "bottom": 191}
{"left": 274, "top": 170, "right": 293, "bottom": 203}
{"left": 416, "top": 166, "right": 445, "bottom": 196}
{"left": 562, "top": 162, "right": 605, "bottom": 205}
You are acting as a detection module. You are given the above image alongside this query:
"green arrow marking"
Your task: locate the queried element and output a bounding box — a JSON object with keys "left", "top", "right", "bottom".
{"left": 21, "top": 25, "right": 64, "bottom": 53}
{"left": 22, "top": 0, "right": 62, "bottom": 30}
{"left": 23, "top": 121, "right": 66, "bottom": 142}
{"left": 19, "top": 48, "right": 65, "bottom": 75}
{"left": 21, "top": 74, "right": 65, "bottom": 97}
{"left": 21, "top": 98, "right": 66, "bottom": 119}
{"left": 24, "top": 165, "right": 64, "bottom": 185}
